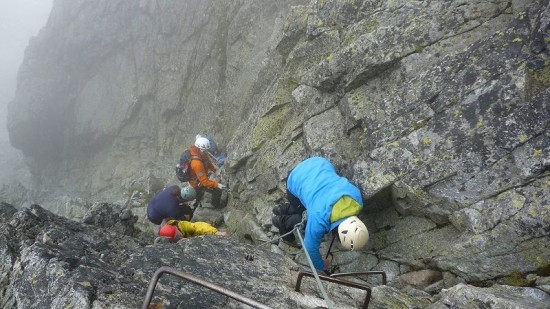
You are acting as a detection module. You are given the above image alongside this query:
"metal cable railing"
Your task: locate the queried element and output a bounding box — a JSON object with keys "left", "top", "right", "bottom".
{"left": 330, "top": 271, "right": 387, "bottom": 285}
{"left": 142, "top": 266, "right": 273, "bottom": 309}
{"left": 295, "top": 270, "right": 388, "bottom": 309}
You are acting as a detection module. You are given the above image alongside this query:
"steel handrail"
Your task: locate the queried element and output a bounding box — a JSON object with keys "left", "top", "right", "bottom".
{"left": 295, "top": 271, "right": 372, "bottom": 309}
{"left": 330, "top": 271, "right": 387, "bottom": 285}
{"left": 142, "top": 266, "right": 273, "bottom": 309}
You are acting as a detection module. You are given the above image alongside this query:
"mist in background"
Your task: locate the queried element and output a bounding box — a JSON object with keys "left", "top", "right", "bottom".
{"left": 0, "top": 0, "right": 52, "bottom": 188}
{"left": 0, "top": 0, "right": 52, "bottom": 142}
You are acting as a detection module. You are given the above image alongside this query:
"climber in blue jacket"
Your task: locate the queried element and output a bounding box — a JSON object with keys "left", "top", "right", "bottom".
{"left": 272, "top": 157, "right": 369, "bottom": 271}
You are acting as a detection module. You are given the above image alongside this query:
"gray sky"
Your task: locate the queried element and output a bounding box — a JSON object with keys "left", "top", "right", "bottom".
{"left": 0, "top": 0, "right": 52, "bottom": 141}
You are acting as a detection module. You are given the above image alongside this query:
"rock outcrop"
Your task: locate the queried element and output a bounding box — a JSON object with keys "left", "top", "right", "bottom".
{"left": 2, "top": 202, "right": 548, "bottom": 309}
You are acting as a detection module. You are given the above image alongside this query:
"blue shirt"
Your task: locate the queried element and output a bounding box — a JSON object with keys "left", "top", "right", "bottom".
{"left": 287, "top": 157, "right": 363, "bottom": 270}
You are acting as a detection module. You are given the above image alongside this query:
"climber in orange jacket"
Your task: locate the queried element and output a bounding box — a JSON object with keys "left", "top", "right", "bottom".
{"left": 188, "top": 135, "right": 227, "bottom": 208}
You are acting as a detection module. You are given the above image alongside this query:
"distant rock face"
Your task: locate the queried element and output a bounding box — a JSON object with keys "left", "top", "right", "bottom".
{"left": 5, "top": 0, "right": 550, "bottom": 305}
{"left": 7, "top": 0, "right": 307, "bottom": 208}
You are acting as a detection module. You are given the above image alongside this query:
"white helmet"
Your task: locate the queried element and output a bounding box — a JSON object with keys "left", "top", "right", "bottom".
{"left": 180, "top": 186, "right": 196, "bottom": 201}
{"left": 338, "top": 216, "right": 369, "bottom": 250}
{"left": 195, "top": 136, "right": 210, "bottom": 151}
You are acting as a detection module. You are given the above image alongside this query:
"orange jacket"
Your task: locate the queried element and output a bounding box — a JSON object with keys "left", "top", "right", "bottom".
{"left": 189, "top": 146, "right": 218, "bottom": 189}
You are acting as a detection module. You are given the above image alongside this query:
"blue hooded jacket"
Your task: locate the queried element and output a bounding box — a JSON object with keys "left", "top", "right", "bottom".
{"left": 287, "top": 157, "right": 363, "bottom": 270}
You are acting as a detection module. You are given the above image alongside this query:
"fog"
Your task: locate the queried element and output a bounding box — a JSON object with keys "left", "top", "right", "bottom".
{"left": 0, "top": 0, "right": 52, "bottom": 142}
{"left": 0, "top": 0, "right": 52, "bottom": 189}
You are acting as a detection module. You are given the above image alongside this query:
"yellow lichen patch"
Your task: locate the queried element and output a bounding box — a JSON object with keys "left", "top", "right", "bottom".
{"left": 326, "top": 53, "right": 334, "bottom": 62}
{"left": 519, "top": 135, "right": 529, "bottom": 143}
{"left": 454, "top": 109, "right": 462, "bottom": 117}
{"left": 533, "top": 148, "right": 542, "bottom": 157}
{"left": 499, "top": 272, "right": 531, "bottom": 287}
{"left": 422, "top": 137, "right": 432, "bottom": 145}
{"left": 374, "top": 232, "right": 388, "bottom": 249}
{"left": 527, "top": 61, "right": 550, "bottom": 87}
{"left": 413, "top": 119, "right": 428, "bottom": 130}
{"left": 348, "top": 92, "right": 370, "bottom": 111}
{"left": 512, "top": 197, "right": 524, "bottom": 210}
{"left": 316, "top": 18, "right": 324, "bottom": 27}
{"left": 412, "top": 156, "right": 423, "bottom": 164}
{"left": 389, "top": 140, "right": 400, "bottom": 147}
{"left": 528, "top": 205, "right": 539, "bottom": 218}
{"left": 475, "top": 118, "right": 484, "bottom": 128}
{"left": 250, "top": 105, "right": 291, "bottom": 150}
{"left": 526, "top": 63, "right": 550, "bottom": 99}
{"left": 523, "top": 253, "right": 548, "bottom": 271}
{"left": 350, "top": 43, "right": 358, "bottom": 54}
{"left": 512, "top": 37, "right": 523, "bottom": 43}
{"left": 78, "top": 281, "right": 92, "bottom": 287}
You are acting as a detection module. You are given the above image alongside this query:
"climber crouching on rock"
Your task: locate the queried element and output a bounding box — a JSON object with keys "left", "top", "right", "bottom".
{"left": 158, "top": 219, "right": 229, "bottom": 242}
{"left": 272, "top": 157, "right": 369, "bottom": 272}
{"left": 147, "top": 185, "right": 197, "bottom": 227}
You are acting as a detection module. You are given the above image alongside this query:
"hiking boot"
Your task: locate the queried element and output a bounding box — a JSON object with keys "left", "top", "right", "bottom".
{"left": 271, "top": 215, "right": 282, "bottom": 229}
{"left": 272, "top": 203, "right": 291, "bottom": 215}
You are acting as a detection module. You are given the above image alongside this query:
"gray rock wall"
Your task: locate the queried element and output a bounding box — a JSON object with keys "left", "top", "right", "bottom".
{"left": 225, "top": 0, "right": 550, "bottom": 290}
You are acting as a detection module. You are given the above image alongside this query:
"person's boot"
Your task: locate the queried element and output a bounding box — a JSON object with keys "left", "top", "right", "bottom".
{"left": 272, "top": 203, "right": 291, "bottom": 215}
{"left": 271, "top": 215, "right": 282, "bottom": 229}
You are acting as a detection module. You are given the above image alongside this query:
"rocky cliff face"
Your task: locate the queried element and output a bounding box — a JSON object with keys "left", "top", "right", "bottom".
{"left": 5, "top": 0, "right": 550, "bottom": 307}
{"left": 225, "top": 0, "right": 550, "bottom": 290}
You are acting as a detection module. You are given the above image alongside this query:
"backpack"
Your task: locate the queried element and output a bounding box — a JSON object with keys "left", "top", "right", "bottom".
{"left": 175, "top": 150, "right": 202, "bottom": 182}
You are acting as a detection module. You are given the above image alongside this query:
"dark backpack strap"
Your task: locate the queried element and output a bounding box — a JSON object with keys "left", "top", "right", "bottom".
{"left": 189, "top": 155, "right": 202, "bottom": 161}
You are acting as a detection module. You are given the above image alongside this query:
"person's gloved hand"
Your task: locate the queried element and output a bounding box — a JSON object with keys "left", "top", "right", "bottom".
{"left": 217, "top": 183, "right": 226, "bottom": 190}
